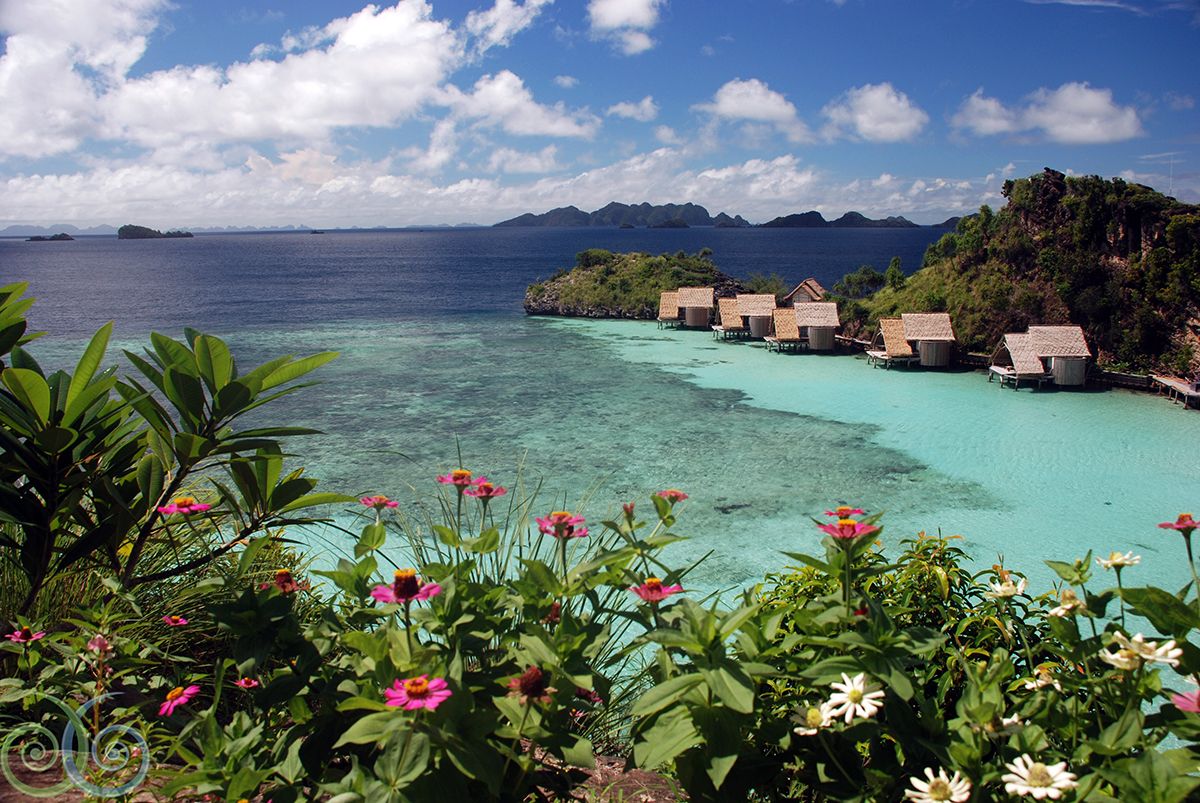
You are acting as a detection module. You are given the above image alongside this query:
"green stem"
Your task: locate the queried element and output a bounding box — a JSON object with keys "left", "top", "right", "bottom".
{"left": 842, "top": 541, "right": 854, "bottom": 617}
{"left": 403, "top": 601, "right": 414, "bottom": 656}
{"left": 817, "top": 730, "right": 854, "bottom": 784}
{"left": 1185, "top": 533, "right": 1200, "bottom": 615}
{"left": 1116, "top": 569, "right": 1126, "bottom": 629}
{"left": 500, "top": 704, "right": 532, "bottom": 786}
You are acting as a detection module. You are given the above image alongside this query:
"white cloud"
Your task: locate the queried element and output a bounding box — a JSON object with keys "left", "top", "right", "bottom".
{"left": 606, "top": 95, "right": 658, "bottom": 121}
{"left": 1165, "top": 91, "right": 1195, "bottom": 111}
{"left": 446, "top": 70, "right": 600, "bottom": 138}
{"left": 952, "top": 82, "right": 1143, "bottom": 144}
{"left": 694, "top": 78, "right": 812, "bottom": 143}
{"left": 587, "top": 0, "right": 664, "bottom": 54}
{"left": 486, "top": 144, "right": 560, "bottom": 173}
{"left": 821, "top": 83, "right": 929, "bottom": 142}
{"left": 405, "top": 118, "right": 459, "bottom": 173}
{"left": 554, "top": 74, "right": 579, "bottom": 88}
{"left": 465, "top": 0, "right": 555, "bottom": 53}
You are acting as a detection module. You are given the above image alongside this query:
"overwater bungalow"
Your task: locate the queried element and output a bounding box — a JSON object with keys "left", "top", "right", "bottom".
{"left": 866, "top": 318, "right": 918, "bottom": 368}
{"left": 793, "top": 301, "right": 840, "bottom": 351}
{"left": 990, "top": 325, "right": 1092, "bottom": 388}
{"left": 781, "top": 278, "right": 827, "bottom": 305}
{"left": 712, "top": 297, "right": 747, "bottom": 339}
{"left": 737, "top": 293, "right": 778, "bottom": 338}
{"left": 656, "top": 291, "right": 680, "bottom": 328}
{"left": 901, "top": 313, "right": 957, "bottom": 367}
{"left": 676, "top": 286, "right": 714, "bottom": 327}
{"left": 765, "top": 308, "right": 804, "bottom": 352}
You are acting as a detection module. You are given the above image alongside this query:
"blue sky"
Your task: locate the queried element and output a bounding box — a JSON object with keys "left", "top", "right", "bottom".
{"left": 1, "top": 0, "right": 1197, "bottom": 227}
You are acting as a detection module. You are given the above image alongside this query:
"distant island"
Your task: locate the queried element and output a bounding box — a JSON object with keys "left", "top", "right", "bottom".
{"left": 496, "top": 202, "right": 752, "bottom": 228}
{"left": 496, "top": 201, "right": 945, "bottom": 228}
{"left": 26, "top": 233, "right": 74, "bottom": 242}
{"left": 117, "top": 224, "right": 194, "bottom": 240}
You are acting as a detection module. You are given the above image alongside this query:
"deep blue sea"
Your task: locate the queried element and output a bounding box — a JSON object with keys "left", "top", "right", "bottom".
{"left": 3, "top": 228, "right": 1197, "bottom": 597}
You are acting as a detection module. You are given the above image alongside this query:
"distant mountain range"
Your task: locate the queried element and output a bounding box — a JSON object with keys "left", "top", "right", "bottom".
{"left": 496, "top": 202, "right": 955, "bottom": 228}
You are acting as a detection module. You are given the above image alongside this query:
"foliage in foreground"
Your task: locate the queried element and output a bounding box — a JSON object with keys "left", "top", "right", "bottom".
{"left": 3, "top": 289, "right": 1200, "bottom": 801}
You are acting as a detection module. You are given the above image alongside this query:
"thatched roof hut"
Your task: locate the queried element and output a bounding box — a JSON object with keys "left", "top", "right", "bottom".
{"left": 657, "top": 291, "right": 680, "bottom": 326}
{"left": 993, "top": 325, "right": 1091, "bottom": 386}
{"left": 900, "top": 313, "right": 956, "bottom": 367}
{"left": 794, "top": 301, "right": 840, "bottom": 350}
{"left": 736, "top": 294, "right": 778, "bottom": 317}
{"left": 781, "top": 278, "right": 827, "bottom": 305}
{"left": 676, "top": 286, "right": 714, "bottom": 327}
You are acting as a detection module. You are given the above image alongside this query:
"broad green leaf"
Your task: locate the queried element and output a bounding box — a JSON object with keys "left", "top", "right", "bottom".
{"left": 375, "top": 729, "right": 429, "bottom": 790}
{"left": 1, "top": 367, "right": 50, "bottom": 423}
{"left": 560, "top": 735, "right": 595, "bottom": 769}
{"left": 1123, "top": 587, "right": 1200, "bottom": 637}
{"left": 65, "top": 322, "right": 111, "bottom": 415}
{"left": 633, "top": 707, "right": 701, "bottom": 770}
{"left": 701, "top": 664, "right": 755, "bottom": 714}
{"left": 278, "top": 491, "right": 354, "bottom": 513}
{"left": 631, "top": 673, "right": 704, "bottom": 719}
{"left": 332, "top": 711, "right": 404, "bottom": 747}
{"left": 260, "top": 351, "right": 338, "bottom": 390}
{"left": 195, "top": 335, "right": 233, "bottom": 391}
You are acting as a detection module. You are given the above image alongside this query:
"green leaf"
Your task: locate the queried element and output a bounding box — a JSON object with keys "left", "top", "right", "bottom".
{"left": 1122, "top": 587, "right": 1200, "bottom": 637}
{"left": 631, "top": 673, "right": 704, "bottom": 719}
{"left": 1, "top": 367, "right": 50, "bottom": 423}
{"left": 332, "top": 711, "right": 404, "bottom": 747}
{"left": 633, "top": 707, "right": 701, "bottom": 770}
{"left": 375, "top": 729, "right": 430, "bottom": 790}
{"left": 260, "top": 351, "right": 338, "bottom": 390}
{"left": 357, "top": 522, "right": 387, "bottom": 557}
{"left": 65, "top": 322, "right": 111, "bottom": 415}
{"left": 195, "top": 335, "right": 233, "bottom": 392}
{"left": 560, "top": 735, "right": 595, "bottom": 769}
{"left": 701, "top": 664, "right": 755, "bottom": 714}
{"left": 163, "top": 367, "right": 207, "bottom": 423}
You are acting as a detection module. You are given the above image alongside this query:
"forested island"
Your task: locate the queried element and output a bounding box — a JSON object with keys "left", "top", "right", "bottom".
{"left": 525, "top": 169, "right": 1200, "bottom": 374}
{"left": 117, "top": 224, "right": 194, "bottom": 239}
{"left": 495, "top": 202, "right": 931, "bottom": 229}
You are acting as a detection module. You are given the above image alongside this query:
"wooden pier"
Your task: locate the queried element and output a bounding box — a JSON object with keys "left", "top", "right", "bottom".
{"left": 1151, "top": 375, "right": 1200, "bottom": 409}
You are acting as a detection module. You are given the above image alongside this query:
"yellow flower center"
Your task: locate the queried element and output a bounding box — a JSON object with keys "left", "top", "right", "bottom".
{"left": 550, "top": 510, "right": 571, "bottom": 518}
{"left": 166, "top": 686, "right": 185, "bottom": 701}
{"left": 1026, "top": 764, "right": 1052, "bottom": 787}
{"left": 847, "top": 688, "right": 863, "bottom": 704}
{"left": 451, "top": 469, "right": 471, "bottom": 480}
{"left": 173, "top": 496, "right": 196, "bottom": 506}
{"left": 926, "top": 778, "right": 953, "bottom": 800}
{"left": 404, "top": 677, "right": 430, "bottom": 696}
{"left": 836, "top": 506, "right": 853, "bottom": 515}
{"left": 645, "top": 577, "right": 662, "bottom": 591}
{"left": 394, "top": 568, "right": 416, "bottom": 582}
{"left": 838, "top": 518, "right": 857, "bottom": 527}
{"left": 805, "top": 707, "right": 823, "bottom": 727}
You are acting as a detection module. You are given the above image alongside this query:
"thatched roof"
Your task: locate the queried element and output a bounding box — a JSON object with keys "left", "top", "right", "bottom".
{"left": 794, "top": 301, "right": 840, "bottom": 328}
{"left": 737, "top": 294, "right": 777, "bottom": 317}
{"left": 782, "top": 278, "right": 827, "bottom": 305}
{"left": 772, "top": 308, "right": 800, "bottom": 340}
{"left": 657, "top": 291, "right": 679, "bottom": 320}
{"left": 1029, "top": 325, "right": 1091, "bottom": 358}
{"left": 676, "top": 286, "right": 714, "bottom": 307}
{"left": 718, "top": 297, "right": 745, "bottom": 328}
{"left": 879, "top": 318, "right": 914, "bottom": 357}
{"left": 902, "top": 313, "right": 956, "bottom": 342}
{"left": 1003, "top": 333, "right": 1047, "bottom": 374}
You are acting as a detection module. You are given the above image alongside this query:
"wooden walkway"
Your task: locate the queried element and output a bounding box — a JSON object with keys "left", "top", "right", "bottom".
{"left": 988, "top": 365, "right": 1051, "bottom": 390}
{"left": 1152, "top": 375, "right": 1200, "bottom": 409}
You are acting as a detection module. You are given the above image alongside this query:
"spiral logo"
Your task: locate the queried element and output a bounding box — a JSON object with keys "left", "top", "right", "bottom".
{"left": 1, "top": 692, "right": 150, "bottom": 798}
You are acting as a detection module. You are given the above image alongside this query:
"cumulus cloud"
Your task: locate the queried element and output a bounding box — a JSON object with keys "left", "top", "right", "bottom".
{"left": 486, "top": 144, "right": 560, "bottom": 173}
{"left": 554, "top": 74, "right": 579, "bottom": 88}
{"left": 405, "top": 118, "right": 459, "bottom": 173}
{"left": 587, "top": 0, "right": 664, "bottom": 54}
{"left": 445, "top": 70, "right": 600, "bottom": 137}
{"left": 821, "top": 83, "right": 929, "bottom": 142}
{"left": 606, "top": 96, "right": 658, "bottom": 121}
{"left": 465, "top": 0, "right": 555, "bottom": 53}
{"left": 952, "top": 82, "right": 1143, "bottom": 144}
{"left": 694, "top": 79, "right": 812, "bottom": 143}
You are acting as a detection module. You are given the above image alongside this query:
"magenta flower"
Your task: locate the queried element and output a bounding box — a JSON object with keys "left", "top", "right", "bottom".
{"left": 656, "top": 489, "right": 688, "bottom": 503}
{"left": 1159, "top": 513, "right": 1199, "bottom": 537}
{"left": 436, "top": 469, "right": 476, "bottom": 488}
{"left": 465, "top": 481, "right": 507, "bottom": 500}
{"left": 383, "top": 675, "right": 452, "bottom": 711}
{"left": 157, "top": 496, "right": 212, "bottom": 515}
{"left": 630, "top": 577, "right": 684, "bottom": 603}
{"left": 158, "top": 684, "right": 200, "bottom": 716}
{"left": 536, "top": 511, "right": 588, "bottom": 539}
{"left": 622, "top": 502, "right": 635, "bottom": 517}
{"left": 817, "top": 518, "right": 880, "bottom": 540}
{"left": 162, "top": 615, "right": 188, "bottom": 627}
{"left": 5, "top": 627, "right": 45, "bottom": 644}
{"left": 234, "top": 678, "right": 260, "bottom": 690}
{"left": 360, "top": 495, "right": 399, "bottom": 510}
{"left": 371, "top": 569, "right": 442, "bottom": 604}
{"left": 824, "top": 505, "right": 866, "bottom": 518}
{"left": 1172, "top": 690, "right": 1200, "bottom": 713}
{"left": 87, "top": 635, "right": 112, "bottom": 656}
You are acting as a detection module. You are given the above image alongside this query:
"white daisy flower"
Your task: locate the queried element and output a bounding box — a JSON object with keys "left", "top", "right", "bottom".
{"left": 1099, "top": 645, "right": 1141, "bottom": 671}
{"left": 821, "top": 672, "right": 885, "bottom": 723}
{"left": 1001, "top": 754, "right": 1077, "bottom": 799}
{"left": 1107, "top": 632, "right": 1182, "bottom": 668}
{"left": 1047, "top": 588, "right": 1087, "bottom": 618}
{"left": 792, "top": 704, "right": 834, "bottom": 736}
{"left": 1097, "top": 551, "right": 1140, "bottom": 570}
{"left": 986, "top": 577, "right": 1027, "bottom": 599}
{"left": 904, "top": 766, "right": 971, "bottom": 802}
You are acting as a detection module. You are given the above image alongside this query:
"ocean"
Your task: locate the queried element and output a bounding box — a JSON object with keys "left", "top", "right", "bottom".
{"left": 3, "top": 228, "right": 1197, "bottom": 597}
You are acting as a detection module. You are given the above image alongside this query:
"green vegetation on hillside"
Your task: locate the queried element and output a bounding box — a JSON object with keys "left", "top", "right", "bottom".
{"left": 525, "top": 247, "right": 742, "bottom": 317}
{"left": 839, "top": 169, "right": 1200, "bottom": 373}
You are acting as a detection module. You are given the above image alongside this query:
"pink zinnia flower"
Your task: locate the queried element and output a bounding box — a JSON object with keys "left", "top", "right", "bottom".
{"left": 507, "top": 666, "right": 556, "bottom": 706}
{"left": 436, "top": 469, "right": 476, "bottom": 488}
{"left": 371, "top": 569, "right": 442, "bottom": 604}
{"left": 1159, "top": 513, "right": 1199, "bottom": 537}
{"left": 157, "top": 496, "right": 212, "bottom": 515}
{"left": 817, "top": 518, "right": 880, "bottom": 540}
{"left": 162, "top": 615, "right": 188, "bottom": 627}
{"left": 87, "top": 635, "right": 112, "bottom": 656}
{"left": 622, "top": 502, "right": 635, "bottom": 518}
{"left": 465, "top": 481, "right": 507, "bottom": 500}
{"left": 234, "top": 678, "right": 260, "bottom": 689}
{"left": 360, "top": 495, "right": 399, "bottom": 510}
{"left": 824, "top": 505, "right": 866, "bottom": 518}
{"left": 383, "top": 675, "right": 452, "bottom": 711}
{"left": 630, "top": 577, "right": 684, "bottom": 603}
{"left": 656, "top": 489, "right": 688, "bottom": 503}
{"left": 1172, "top": 690, "right": 1200, "bottom": 713}
{"left": 158, "top": 684, "right": 200, "bottom": 716}
{"left": 536, "top": 511, "right": 588, "bottom": 539}
{"left": 5, "top": 627, "right": 45, "bottom": 644}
